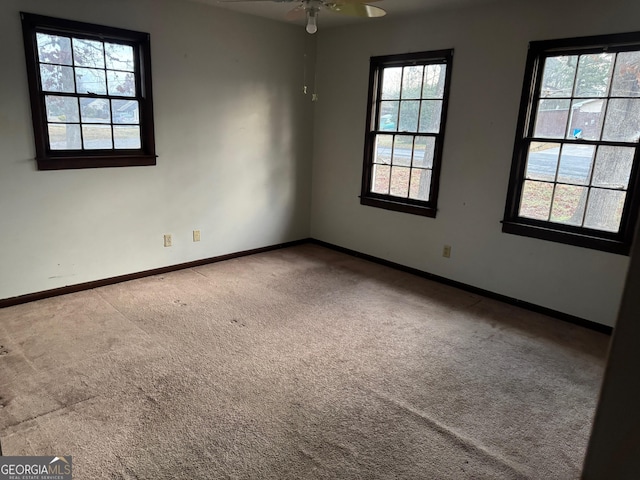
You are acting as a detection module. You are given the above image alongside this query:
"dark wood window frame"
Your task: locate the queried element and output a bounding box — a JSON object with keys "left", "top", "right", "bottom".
{"left": 360, "top": 50, "right": 453, "bottom": 218}
{"left": 21, "top": 12, "right": 157, "bottom": 170}
{"left": 503, "top": 32, "right": 640, "bottom": 255}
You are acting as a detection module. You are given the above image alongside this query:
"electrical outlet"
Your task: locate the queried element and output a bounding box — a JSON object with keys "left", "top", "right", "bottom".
{"left": 164, "top": 234, "right": 172, "bottom": 247}
{"left": 193, "top": 230, "right": 201, "bottom": 242}
{"left": 443, "top": 245, "right": 451, "bottom": 258}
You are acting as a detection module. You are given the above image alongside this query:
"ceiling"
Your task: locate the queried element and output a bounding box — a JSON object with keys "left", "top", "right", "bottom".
{"left": 188, "top": 0, "right": 498, "bottom": 28}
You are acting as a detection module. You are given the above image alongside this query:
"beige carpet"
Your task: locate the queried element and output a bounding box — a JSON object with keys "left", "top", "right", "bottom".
{"left": 0, "top": 244, "right": 609, "bottom": 479}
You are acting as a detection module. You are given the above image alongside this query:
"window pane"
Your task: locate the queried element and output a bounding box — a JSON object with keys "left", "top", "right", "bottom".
{"left": 372, "top": 164, "right": 390, "bottom": 194}
{"left": 82, "top": 125, "right": 113, "bottom": 149}
{"left": 584, "top": 189, "right": 626, "bottom": 232}
{"left": 409, "top": 168, "right": 431, "bottom": 201}
{"left": 379, "top": 101, "right": 398, "bottom": 131}
{"left": 557, "top": 144, "right": 595, "bottom": 185}
{"left": 73, "top": 38, "right": 105, "bottom": 68}
{"left": 401, "top": 66, "right": 423, "bottom": 99}
{"left": 392, "top": 135, "right": 413, "bottom": 166}
{"left": 540, "top": 55, "right": 577, "bottom": 98}
{"left": 112, "top": 100, "right": 140, "bottom": 124}
{"left": 592, "top": 146, "right": 634, "bottom": 189}
{"left": 398, "top": 101, "right": 419, "bottom": 131}
{"left": 39, "top": 64, "right": 75, "bottom": 93}
{"left": 75, "top": 67, "right": 107, "bottom": 95}
{"left": 611, "top": 51, "right": 640, "bottom": 97}
{"left": 566, "top": 99, "right": 605, "bottom": 140}
{"left": 504, "top": 36, "right": 640, "bottom": 252}
{"left": 45, "top": 95, "right": 79, "bottom": 122}
{"left": 80, "top": 98, "right": 111, "bottom": 123}
{"left": 23, "top": 13, "right": 157, "bottom": 170}
{"left": 114, "top": 126, "right": 141, "bottom": 149}
{"left": 105, "top": 43, "right": 135, "bottom": 72}
{"left": 519, "top": 180, "right": 553, "bottom": 220}
{"left": 36, "top": 33, "right": 72, "bottom": 65}
{"left": 574, "top": 53, "right": 613, "bottom": 97}
{"left": 413, "top": 136, "right": 435, "bottom": 168}
{"left": 364, "top": 50, "right": 452, "bottom": 213}
{"left": 107, "top": 70, "right": 136, "bottom": 97}
{"left": 390, "top": 166, "right": 411, "bottom": 197}
{"left": 525, "top": 142, "right": 560, "bottom": 181}
{"left": 601, "top": 98, "right": 640, "bottom": 142}
{"left": 533, "top": 99, "right": 570, "bottom": 138}
{"left": 418, "top": 100, "right": 442, "bottom": 133}
{"left": 48, "top": 124, "right": 81, "bottom": 150}
{"left": 381, "top": 67, "right": 402, "bottom": 100}
{"left": 550, "top": 184, "right": 587, "bottom": 226}
{"left": 374, "top": 134, "right": 393, "bottom": 164}
{"left": 422, "top": 64, "right": 445, "bottom": 99}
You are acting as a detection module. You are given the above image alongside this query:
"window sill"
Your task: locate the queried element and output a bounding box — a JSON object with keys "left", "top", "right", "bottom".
{"left": 501, "top": 220, "right": 630, "bottom": 255}
{"left": 360, "top": 195, "right": 437, "bottom": 218}
{"left": 36, "top": 154, "right": 157, "bottom": 170}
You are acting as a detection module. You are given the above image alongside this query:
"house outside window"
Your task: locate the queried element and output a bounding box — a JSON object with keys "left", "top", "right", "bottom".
{"left": 361, "top": 50, "right": 453, "bottom": 217}
{"left": 21, "top": 12, "right": 156, "bottom": 170}
{"left": 503, "top": 32, "right": 640, "bottom": 254}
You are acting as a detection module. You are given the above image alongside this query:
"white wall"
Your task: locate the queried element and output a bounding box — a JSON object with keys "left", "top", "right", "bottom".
{"left": 311, "top": 0, "right": 640, "bottom": 326}
{"left": 0, "top": 0, "right": 314, "bottom": 299}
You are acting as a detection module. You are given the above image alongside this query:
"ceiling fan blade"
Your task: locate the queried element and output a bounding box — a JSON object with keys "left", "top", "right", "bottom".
{"left": 324, "top": 3, "right": 386, "bottom": 17}
{"left": 285, "top": 5, "right": 307, "bottom": 20}
{"left": 218, "top": 0, "right": 295, "bottom": 3}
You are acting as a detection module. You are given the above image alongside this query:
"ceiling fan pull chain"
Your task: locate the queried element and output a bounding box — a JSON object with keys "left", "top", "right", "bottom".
{"left": 312, "top": 51, "right": 318, "bottom": 102}
{"left": 303, "top": 52, "right": 309, "bottom": 96}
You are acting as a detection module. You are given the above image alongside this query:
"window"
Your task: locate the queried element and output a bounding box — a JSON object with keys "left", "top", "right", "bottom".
{"left": 503, "top": 33, "right": 640, "bottom": 254}
{"left": 21, "top": 12, "right": 156, "bottom": 170}
{"left": 361, "top": 50, "right": 453, "bottom": 217}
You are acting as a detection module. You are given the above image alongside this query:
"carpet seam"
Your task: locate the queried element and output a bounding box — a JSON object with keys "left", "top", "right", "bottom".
{"left": 366, "top": 387, "right": 531, "bottom": 478}
{"left": 2, "top": 395, "right": 101, "bottom": 432}
{"left": 93, "top": 289, "right": 158, "bottom": 341}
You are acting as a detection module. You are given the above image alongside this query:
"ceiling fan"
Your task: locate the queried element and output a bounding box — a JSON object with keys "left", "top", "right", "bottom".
{"left": 220, "top": 0, "right": 386, "bottom": 34}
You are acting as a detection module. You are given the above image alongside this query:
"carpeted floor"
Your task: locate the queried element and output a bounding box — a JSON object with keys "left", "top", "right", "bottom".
{"left": 0, "top": 244, "right": 609, "bottom": 479}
